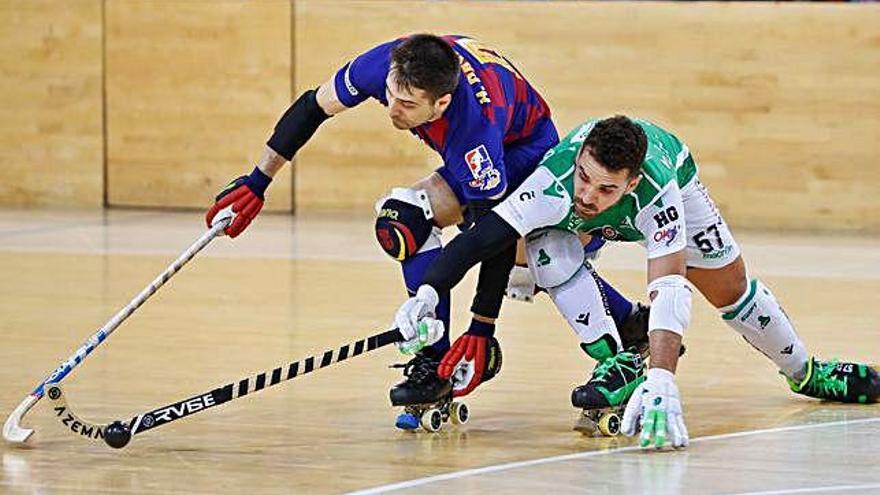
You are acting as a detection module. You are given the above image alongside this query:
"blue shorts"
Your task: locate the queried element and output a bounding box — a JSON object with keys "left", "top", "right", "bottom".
{"left": 436, "top": 119, "right": 559, "bottom": 206}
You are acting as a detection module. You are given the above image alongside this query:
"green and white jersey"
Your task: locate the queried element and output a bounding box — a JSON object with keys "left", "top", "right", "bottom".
{"left": 495, "top": 117, "right": 697, "bottom": 259}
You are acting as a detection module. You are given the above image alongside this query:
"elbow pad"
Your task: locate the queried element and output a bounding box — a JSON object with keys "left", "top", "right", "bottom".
{"left": 266, "top": 88, "right": 330, "bottom": 161}
{"left": 647, "top": 275, "right": 692, "bottom": 336}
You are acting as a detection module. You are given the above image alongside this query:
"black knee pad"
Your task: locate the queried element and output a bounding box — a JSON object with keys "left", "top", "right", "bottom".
{"left": 375, "top": 199, "right": 434, "bottom": 261}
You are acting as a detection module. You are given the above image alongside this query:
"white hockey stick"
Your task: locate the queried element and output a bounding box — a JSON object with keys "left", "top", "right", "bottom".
{"left": 3, "top": 213, "right": 232, "bottom": 444}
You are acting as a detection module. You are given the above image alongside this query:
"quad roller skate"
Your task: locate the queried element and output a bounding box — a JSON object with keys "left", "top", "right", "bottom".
{"left": 571, "top": 336, "right": 645, "bottom": 437}
{"left": 394, "top": 395, "right": 470, "bottom": 432}
{"left": 390, "top": 351, "right": 468, "bottom": 432}
{"left": 786, "top": 357, "right": 880, "bottom": 404}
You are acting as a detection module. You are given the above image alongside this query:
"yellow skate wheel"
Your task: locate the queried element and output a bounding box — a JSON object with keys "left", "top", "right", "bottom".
{"left": 420, "top": 408, "right": 442, "bottom": 432}
{"left": 597, "top": 412, "right": 621, "bottom": 437}
{"left": 450, "top": 402, "right": 469, "bottom": 425}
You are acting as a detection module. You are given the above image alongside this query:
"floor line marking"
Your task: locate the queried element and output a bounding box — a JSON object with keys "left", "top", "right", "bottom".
{"left": 348, "top": 417, "right": 880, "bottom": 494}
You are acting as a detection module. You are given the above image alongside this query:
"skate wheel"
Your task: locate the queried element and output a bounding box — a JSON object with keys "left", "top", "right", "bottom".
{"left": 395, "top": 413, "right": 420, "bottom": 430}
{"left": 420, "top": 408, "right": 443, "bottom": 432}
{"left": 597, "top": 412, "right": 621, "bottom": 437}
{"left": 450, "top": 402, "right": 469, "bottom": 425}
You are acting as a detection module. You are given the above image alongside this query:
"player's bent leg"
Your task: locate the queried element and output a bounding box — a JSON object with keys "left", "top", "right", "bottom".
{"left": 690, "top": 257, "right": 810, "bottom": 380}
{"left": 375, "top": 177, "right": 460, "bottom": 353}
{"left": 529, "top": 232, "right": 645, "bottom": 435}
{"left": 543, "top": 264, "right": 645, "bottom": 414}
{"left": 376, "top": 180, "right": 460, "bottom": 418}
{"left": 688, "top": 256, "right": 877, "bottom": 404}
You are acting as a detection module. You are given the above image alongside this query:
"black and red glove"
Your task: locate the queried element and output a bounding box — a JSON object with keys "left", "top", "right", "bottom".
{"left": 438, "top": 321, "right": 502, "bottom": 397}
{"left": 205, "top": 167, "right": 272, "bottom": 238}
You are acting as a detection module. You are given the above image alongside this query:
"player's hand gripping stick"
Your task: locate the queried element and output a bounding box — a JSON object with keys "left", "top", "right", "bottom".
{"left": 205, "top": 166, "right": 272, "bottom": 238}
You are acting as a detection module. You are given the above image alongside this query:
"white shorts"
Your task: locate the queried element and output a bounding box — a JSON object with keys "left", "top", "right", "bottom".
{"left": 681, "top": 179, "right": 741, "bottom": 269}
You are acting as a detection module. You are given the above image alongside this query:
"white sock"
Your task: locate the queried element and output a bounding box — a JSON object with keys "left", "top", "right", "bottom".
{"left": 547, "top": 264, "right": 622, "bottom": 349}
{"left": 720, "top": 279, "right": 809, "bottom": 380}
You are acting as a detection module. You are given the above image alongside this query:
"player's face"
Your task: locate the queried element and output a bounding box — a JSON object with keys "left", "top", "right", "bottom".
{"left": 573, "top": 147, "right": 640, "bottom": 219}
{"left": 385, "top": 73, "right": 451, "bottom": 129}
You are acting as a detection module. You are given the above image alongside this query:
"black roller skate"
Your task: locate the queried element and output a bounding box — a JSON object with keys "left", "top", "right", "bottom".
{"left": 619, "top": 303, "right": 686, "bottom": 358}
{"left": 389, "top": 351, "right": 467, "bottom": 432}
{"left": 786, "top": 357, "right": 880, "bottom": 404}
{"left": 572, "top": 336, "right": 645, "bottom": 437}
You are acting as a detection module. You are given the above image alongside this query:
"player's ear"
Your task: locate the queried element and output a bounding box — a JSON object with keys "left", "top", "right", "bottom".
{"left": 625, "top": 173, "right": 641, "bottom": 193}
{"left": 434, "top": 93, "right": 452, "bottom": 113}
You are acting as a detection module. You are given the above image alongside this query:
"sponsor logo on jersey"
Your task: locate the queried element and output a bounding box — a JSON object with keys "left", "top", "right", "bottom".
{"left": 702, "top": 244, "right": 733, "bottom": 260}
{"left": 653, "top": 224, "right": 680, "bottom": 247}
{"left": 465, "top": 145, "right": 501, "bottom": 191}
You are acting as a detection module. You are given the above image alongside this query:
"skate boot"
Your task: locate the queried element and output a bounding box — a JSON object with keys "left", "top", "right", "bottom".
{"left": 572, "top": 336, "right": 645, "bottom": 436}
{"left": 618, "top": 303, "right": 651, "bottom": 356}
{"left": 786, "top": 357, "right": 880, "bottom": 404}
{"left": 389, "top": 351, "right": 466, "bottom": 432}
{"left": 618, "top": 303, "right": 686, "bottom": 358}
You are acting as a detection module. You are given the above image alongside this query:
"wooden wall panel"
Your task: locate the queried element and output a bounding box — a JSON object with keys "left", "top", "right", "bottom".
{"left": 105, "top": 0, "right": 292, "bottom": 211}
{"left": 295, "top": 1, "right": 880, "bottom": 232}
{"left": 0, "top": 0, "right": 103, "bottom": 207}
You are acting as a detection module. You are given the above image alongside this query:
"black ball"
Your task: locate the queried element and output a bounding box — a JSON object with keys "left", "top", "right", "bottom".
{"left": 103, "top": 421, "right": 131, "bottom": 449}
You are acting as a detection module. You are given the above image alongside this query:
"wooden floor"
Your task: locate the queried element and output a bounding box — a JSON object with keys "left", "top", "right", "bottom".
{"left": 1, "top": 209, "right": 879, "bottom": 494}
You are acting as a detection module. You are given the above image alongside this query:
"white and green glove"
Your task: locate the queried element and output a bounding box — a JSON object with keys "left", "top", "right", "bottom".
{"left": 394, "top": 285, "right": 444, "bottom": 354}
{"left": 622, "top": 367, "right": 689, "bottom": 449}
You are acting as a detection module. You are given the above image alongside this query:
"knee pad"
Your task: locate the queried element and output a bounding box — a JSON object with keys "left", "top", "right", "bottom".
{"left": 374, "top": 188, "right": 439, "bottom": 261}
{"left": 525, "top": 228, "right": 585, "bottom": 289}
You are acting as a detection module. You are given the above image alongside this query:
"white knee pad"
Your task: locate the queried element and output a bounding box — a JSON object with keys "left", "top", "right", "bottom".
{"left": 525, "top": 228, "right": 585, "bottom": 289}
{"left": 647, "top": 275, "right": 692, "bottom": 336}
{"left": 546, "top": 264, "right": 621, "bottom": 348}
{"left": 721, "top": 279, "right": 808, "bottom": 378}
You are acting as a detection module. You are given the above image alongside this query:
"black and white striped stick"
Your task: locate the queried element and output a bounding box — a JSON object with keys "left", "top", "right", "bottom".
{"left": 47, "top": 328, "right": 402, "bottom": 447}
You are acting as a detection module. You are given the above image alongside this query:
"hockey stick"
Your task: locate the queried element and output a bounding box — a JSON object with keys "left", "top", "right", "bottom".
{"left": 46, "top": 328, "right": 403, "bottom": 448}
{"left": 3, "top": 215, "right": 232, "bottom": 445}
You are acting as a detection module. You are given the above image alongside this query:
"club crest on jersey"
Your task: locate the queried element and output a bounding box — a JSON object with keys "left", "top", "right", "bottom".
{"left": 465, "top": 145, "right": 501, "bottom": 191}
{"left": 601, "top": 226, "right": 620, "bottom": 240}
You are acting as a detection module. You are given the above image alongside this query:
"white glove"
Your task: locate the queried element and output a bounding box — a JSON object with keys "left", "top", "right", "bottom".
{"left": 622, "top": 367, "right": 689, "bottom": 449}
{"left": 394, "top": 285, "right": 443, "bottom": 354}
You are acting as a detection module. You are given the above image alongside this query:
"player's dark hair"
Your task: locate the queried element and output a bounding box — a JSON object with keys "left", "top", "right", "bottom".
{"left": 581, "top": 115, "right": 648, "bottom": 178}
{"left": 390, "top": 34, "right": 459, "bottom": 102}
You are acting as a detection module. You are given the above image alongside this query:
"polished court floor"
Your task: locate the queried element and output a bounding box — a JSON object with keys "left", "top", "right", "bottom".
{"left": 1, "top": 209, "right": 879, "bottom": 494}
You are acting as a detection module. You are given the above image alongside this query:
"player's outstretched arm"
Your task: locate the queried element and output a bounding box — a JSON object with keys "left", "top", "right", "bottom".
{"left": 622, "top": 250, "right": 691, "bottom": 449}
{"left": 205, "top": 78, "right": 345, "bottom": 237}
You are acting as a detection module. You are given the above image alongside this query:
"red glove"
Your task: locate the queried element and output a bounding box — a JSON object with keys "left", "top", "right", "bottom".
{"left": 438, "top": 332, "right": 502, "bottom": 397}
{"left": 205, "top": 167, "right": 271, "bottom": 238}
